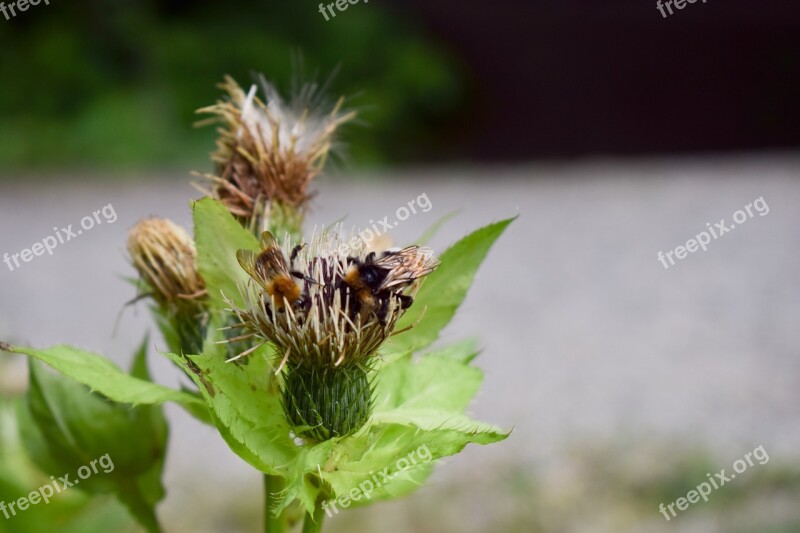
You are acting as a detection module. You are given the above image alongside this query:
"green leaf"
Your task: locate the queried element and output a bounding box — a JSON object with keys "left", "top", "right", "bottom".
{"left": 277, "top": 342, "right": 508, "bottom": 513}
{"left": 375, "top": 344, "right": 483, "bottom": 414}
{"left": 423, "top": 338, "right": 481, "bottom": 364}
{"left": 414, "top": 209, "right": 461, "bottom": 245}
{"left": 193, "top": 197, "right": 259, "bottom": 310}
{"left": 161, "top": 349, "right": 327, "bottom": 516}
{"left": 1, "top": 398, "right": 138, "bottom": 533}
{"left": 322, "top": 341, "right": 508, "bottom": 503}
{"left": 152, "top": 306, "right": 184, "bottom": 356}
{"left": 389, "top": 218, "right": 515, "bottom": 354}
{"left": 163, "top": 342, "right": 509, "bottom": 517}
{"left": 129, "top": 334, "right": 151, "bottom": 380}
{"left": 24, "top": 360, "right": 167, "bottom": 532}
{"left": 323, "top": 422, "right": 506, "bottom": 506}
{"left": 16, "top": 395, "right": 64, "bottom": 478}
{"left": 163, "top": 350, "right": 297, "bottom": 475}
{"left": 159, "top": 320, "right": 508, "bottom": 513}
{"left": 1, "top": 342, "right": 208, "bottom": 423}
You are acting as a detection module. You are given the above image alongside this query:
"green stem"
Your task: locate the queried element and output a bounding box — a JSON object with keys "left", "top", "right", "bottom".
{"left": 263, "top": 474, "right": 286, "bottom": 533}
{"left": 119, "top": 481, "right": 162, "bottom": 533}
{"left": 301, "top": 502, "right": 325, "bottom": 533}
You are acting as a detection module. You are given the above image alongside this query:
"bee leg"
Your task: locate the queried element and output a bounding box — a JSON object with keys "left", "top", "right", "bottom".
{"left": 263, "top": 301, "right": 275, "bottom": 320}
{"left": 397, "top": 294, "right": 414, "bottom": 310}
{"left": 290, "top": 270, "right": 318, "bottom": 286}
{"left": 289, "top": 244, "right": 305, "bottom": 264}
{"left": 375, "top": 296, "right": 391, "bottom": 325}
{"left": 365, "top": 251, "right": 376, "bottom": 262}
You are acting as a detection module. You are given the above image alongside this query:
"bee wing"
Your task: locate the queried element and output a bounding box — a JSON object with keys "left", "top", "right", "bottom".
{"left": 373, "top": 246, "right": 440, "bottom": 291}
{"left": 237, "top": 249, "right": 268, "bottom": 290}
{"left": 259, "top": 231, "right": 280, "bottom": 250}
{"left": 236, "top": 247, "right": 291, "bottom": 290}
{"left": 257, "top": 248, "right": 291, "bottom": 278}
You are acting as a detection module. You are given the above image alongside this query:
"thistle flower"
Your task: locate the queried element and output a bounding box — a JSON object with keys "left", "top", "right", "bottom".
{"left": 196, "top": 75, "right": 355, "bottom": 236}
{"left": 127, "top": 217, "right": 207, "bottom": 353}
{"left": 229, "top": 229, "right": 439, "bottom": 441}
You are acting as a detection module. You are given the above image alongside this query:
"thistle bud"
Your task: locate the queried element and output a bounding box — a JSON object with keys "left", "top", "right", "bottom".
{"left": 230, "top": 229, "right": 439, "bottom": 442}
{"left": 127, "top": 217, "right": 206, "bottom": 353}
{"left": 196, "top": 75, "right": 355, "bottom": 236}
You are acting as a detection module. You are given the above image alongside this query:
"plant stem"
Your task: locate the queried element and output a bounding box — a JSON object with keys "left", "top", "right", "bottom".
{"left": 301, "top": 503, "right": 325, "bottom": 533}
{"left": 263, "top": 474, "right": 286, "bottom": 533}
{"left": 119, "top": 481, "right": 163, "bottom": 533}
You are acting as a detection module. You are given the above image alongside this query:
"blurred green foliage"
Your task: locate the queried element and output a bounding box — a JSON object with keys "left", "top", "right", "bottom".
{"left": 0, "top": 0, "right": 464, "bottom": 172}
{"left": 0, "top": 395, "right": 138, "bottom": 533}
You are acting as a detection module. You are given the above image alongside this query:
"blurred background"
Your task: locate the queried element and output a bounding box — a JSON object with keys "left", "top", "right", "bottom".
{"left": 1, "top": 1, "right": 800, "bottom": 532}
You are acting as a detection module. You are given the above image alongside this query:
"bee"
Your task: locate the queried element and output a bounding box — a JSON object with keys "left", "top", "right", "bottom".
{"left": 237, "top": 232, "right": 306, "bottom": 312}
{"left": 340, "top": 246, "right": 439, "bottom": 323}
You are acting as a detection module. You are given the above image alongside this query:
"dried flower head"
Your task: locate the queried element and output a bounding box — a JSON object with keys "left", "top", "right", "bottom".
{"left": 127, "top": 217, "right": 206, "bottom": 308}
{"left": 196, "top": 75, "right": 355, "bottom": 233}
{"left": 128, "top": 217, "right": 207, "bottom": 354}
{"left": 229, "top": 229, "right": 439, "bottom": 440}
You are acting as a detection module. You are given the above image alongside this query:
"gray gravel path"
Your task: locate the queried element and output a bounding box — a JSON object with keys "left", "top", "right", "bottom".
{"left": 1, "top": 155, "right": 798, "bottom": 530}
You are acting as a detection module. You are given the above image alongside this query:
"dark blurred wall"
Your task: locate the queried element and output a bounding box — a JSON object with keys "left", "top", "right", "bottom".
{"left": 387, "top": 0, "right": 800, "bottom": 160}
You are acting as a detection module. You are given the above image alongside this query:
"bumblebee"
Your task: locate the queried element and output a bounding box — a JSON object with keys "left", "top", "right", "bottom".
{"left": 340, "top": 246, "right": 439, "bottom": 323}
{"left": 237, "top": 232, "right": 305, "bottom": 312}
